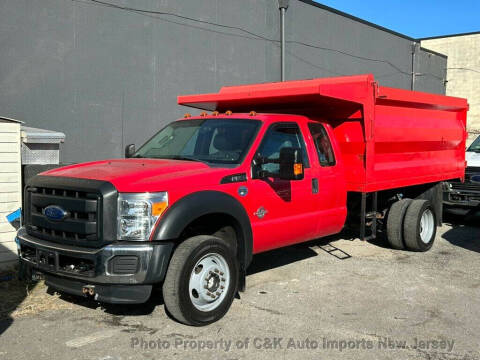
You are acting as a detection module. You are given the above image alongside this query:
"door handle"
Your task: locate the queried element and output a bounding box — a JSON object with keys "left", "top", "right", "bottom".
{"left": 312, "top": 178, "right": 319, "bottom": 194}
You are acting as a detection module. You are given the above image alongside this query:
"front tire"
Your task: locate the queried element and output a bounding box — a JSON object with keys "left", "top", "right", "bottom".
{"left": 403, "top": 200, "right": 436, "bottom": 252}
{"left": 162, "top": 235, "right": 239, "bottom": 326}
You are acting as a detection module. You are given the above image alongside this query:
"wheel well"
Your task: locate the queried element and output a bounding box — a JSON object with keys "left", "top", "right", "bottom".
{"left": 178, "top": 213, "right": 242, "bottom": 258}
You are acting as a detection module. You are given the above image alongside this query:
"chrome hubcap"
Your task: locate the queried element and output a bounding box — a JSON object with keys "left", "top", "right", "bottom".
{"left": 189, "top": 253, "right": 230, "bottom": 312}
{"left": 419, "top": 209, "right": 434, "bottom": 244}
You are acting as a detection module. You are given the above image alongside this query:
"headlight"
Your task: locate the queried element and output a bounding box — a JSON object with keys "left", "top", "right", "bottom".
{"left": 117, "top": 192, "right": 168, "bottom": 241}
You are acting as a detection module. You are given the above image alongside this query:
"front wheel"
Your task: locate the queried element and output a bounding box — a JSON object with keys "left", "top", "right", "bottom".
{"left": 162, "top": 235, "right": 239, "bottom": 326}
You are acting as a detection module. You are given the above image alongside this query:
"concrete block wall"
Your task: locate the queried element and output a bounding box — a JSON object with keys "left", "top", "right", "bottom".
{"left": 421, "top": 33, "right": 480, "bottom": 145}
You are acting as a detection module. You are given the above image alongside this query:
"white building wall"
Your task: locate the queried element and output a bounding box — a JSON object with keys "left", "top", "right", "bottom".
{"left": 0, "top": 120, "right": 21, "bottom": 269}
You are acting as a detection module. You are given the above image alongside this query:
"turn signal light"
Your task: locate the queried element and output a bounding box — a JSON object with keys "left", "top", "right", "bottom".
{"left": 152, "top": 201, "right": 168, "bottom": 216}
{"left": 293, "top": 163, "right": 303, "bottom": 176}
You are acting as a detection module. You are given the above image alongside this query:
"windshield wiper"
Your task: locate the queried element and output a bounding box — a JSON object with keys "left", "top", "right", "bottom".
{"left": 131, "top": 155, "right": 207, "bottom": 163}
{"left": 167, "top": 156, "right": 206, "bottom": 163}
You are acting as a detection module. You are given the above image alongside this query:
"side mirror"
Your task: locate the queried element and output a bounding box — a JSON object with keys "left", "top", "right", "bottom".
{"left": 125, "top": 144, "right": 136, "bottom": 158}
{"left": 279, "top": 147, "right": 304, "bottom": 180}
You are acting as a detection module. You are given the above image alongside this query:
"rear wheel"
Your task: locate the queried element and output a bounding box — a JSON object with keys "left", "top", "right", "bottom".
{"left": 403, "top": 200, "right": 436, "bottom": 252}
{"left": 386, "top": 198, "right": 412, "bottom": 249}
{"left": 162, "top": 235, "right": 238, "bottom": 326}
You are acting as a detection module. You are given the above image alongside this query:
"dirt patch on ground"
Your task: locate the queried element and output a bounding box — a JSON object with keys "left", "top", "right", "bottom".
{"left": 0, "top": 270, "right": 75, "bottom": 319}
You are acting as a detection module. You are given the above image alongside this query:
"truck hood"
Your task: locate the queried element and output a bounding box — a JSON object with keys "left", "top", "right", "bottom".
{"left": 466, "top": 151, "right": 480, "bottom": 167}
{"left": 42, "top": 159, "right": 231, "bottom": 192}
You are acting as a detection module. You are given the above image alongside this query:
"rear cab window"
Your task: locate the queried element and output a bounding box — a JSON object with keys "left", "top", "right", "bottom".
{"left": 308, "top": 123, "right": 336, "bottom": 167}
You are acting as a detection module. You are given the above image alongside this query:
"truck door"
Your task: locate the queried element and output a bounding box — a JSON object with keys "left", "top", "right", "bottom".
{"left": 306, "top": 122, "right": 347, "bottom": 237}
{"left": 247, "top": 122, "right": 320, "bottom": 253}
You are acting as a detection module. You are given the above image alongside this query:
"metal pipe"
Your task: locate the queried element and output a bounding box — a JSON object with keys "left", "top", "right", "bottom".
{"left": 280, "top": 7, "right": 286, "bottom": 81}
{"left": 278, "top": 0, "right": 289, "bottom": 81}
{"left": 411, "top": 42, "right": 417, "bottom": 91}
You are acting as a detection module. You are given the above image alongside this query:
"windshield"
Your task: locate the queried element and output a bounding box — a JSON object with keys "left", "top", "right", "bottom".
{"left": 133, "top": 119, "right": 261, "bottom": 165}
{"left": 467, "top": 136, "right": 480, "bottom": 153}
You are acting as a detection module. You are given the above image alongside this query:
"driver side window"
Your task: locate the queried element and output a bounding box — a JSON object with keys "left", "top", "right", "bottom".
{"left": 254, "top": 123, "right": 309, "bottom": 175}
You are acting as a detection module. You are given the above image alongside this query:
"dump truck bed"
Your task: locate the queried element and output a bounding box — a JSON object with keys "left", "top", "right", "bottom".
{"left": 178, "top": 74, "right": 468, "bottom": 193}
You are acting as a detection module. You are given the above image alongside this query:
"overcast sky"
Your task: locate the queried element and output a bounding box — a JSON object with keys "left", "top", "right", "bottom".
{"left": 316, "top": 0, "right": 480, "bottom": 38}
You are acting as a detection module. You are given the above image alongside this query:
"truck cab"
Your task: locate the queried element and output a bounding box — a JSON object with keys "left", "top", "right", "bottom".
{"left": 18, "top": 113, "right": 346, "bottom": 322}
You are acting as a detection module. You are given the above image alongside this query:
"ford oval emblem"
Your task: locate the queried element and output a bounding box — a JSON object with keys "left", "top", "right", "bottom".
{"left": 44, "top": 205, "right": 68, "bottom": 221}
{"left": 471, "top": 175, "right": 480, "bottom": 184}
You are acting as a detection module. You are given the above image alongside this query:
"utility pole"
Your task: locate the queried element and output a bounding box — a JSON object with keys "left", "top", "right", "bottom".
{"left": 278, "top": 0, "right": 289, "bottom": 81}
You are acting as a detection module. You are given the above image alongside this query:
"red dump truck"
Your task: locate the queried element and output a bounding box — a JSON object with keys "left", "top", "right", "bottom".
{"left": 17, "top": 74, "right": 468, "bottom": 325}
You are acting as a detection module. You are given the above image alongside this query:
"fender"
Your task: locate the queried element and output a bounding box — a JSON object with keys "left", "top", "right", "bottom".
{"left": 152, "top": 191, "right": 254, "bottom": 268}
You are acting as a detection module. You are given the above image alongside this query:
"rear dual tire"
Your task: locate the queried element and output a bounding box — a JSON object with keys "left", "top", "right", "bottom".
{"left": 403, "top": 200, "right": 436, "bottom": 252}
{"left": 386, "top": 199, "right": 412, "bottom": 249}
{"left": 386, "top": 199, "right": 436, "bottom": 251}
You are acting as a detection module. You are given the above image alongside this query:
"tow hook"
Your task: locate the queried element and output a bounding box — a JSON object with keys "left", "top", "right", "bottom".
{"left": 82, "top": 285, "right": 95, "bottom": 296}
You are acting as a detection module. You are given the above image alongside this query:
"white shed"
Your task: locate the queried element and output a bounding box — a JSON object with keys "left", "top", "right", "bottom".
{"left": 0, "top": 117, "right": 22, "bottom": 270}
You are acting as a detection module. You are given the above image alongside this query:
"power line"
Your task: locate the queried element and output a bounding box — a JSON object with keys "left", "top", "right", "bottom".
{"left": 73, "top": 0, "right": 449, "bottom": 82}
{"left": 447, "top": 67, "right": 480, "bottom": 74}
{"left": 87, "top": 0, "right": 274, "bottom": 42}
{"left": 72, "top": 0, "right": 356, "bottom": 78}
{"left": 286, "top": 40, "right": 411, "bottom": 75}
{"left": 286, "top": 49, "right": 347, "bottom": 76}
{"left": 72, "top": 0, "right": 286, "bottom": 46}
{"left": 76, "top": 0, "right": 411, "bottom": 75}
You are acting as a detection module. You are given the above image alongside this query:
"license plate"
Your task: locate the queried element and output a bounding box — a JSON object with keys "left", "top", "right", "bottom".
{"left": 32, "top": 271, "right": 44, "bottom": 281}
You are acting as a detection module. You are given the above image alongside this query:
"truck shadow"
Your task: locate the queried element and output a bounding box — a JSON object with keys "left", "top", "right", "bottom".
{"left": 0, "top": 262, "right": 37, "bottom": 336}
{"left": 441, "top": 211, "right": 480, "bottom": 253}
{"left": 52, "top": 235, "right": 351, "bottom": 316}
{"left": 443, "top": 210, "right": 480, "bottom": 227}
{"left": 247, "top": 233, "right": 349, "bottom": 276}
